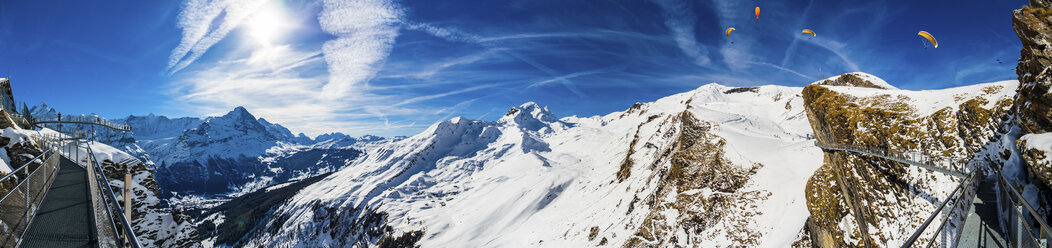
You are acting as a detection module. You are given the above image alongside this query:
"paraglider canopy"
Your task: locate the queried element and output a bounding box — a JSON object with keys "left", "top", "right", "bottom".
{"left": 755, "top": 7, "right": 760, "bottom": 20}
{"left": 917, "top": 31, "right": 938, "bottom": 48}
{"left": 726, "top": 27, "right": 735, "bottom": 37}
{"left": 801, "top": 29, "right": 816, "bottom": 37}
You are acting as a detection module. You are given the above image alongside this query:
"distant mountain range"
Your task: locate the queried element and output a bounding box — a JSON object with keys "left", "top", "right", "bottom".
{"left": 117, "top": 107, "right": 405, "bottom": 198}
{"left": 30, "top": 103, "right": 399, "bottom": 198}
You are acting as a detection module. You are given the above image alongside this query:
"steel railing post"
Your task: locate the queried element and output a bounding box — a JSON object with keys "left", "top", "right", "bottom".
{"left": 941, "top": 203, "right": 948, "bottom": 248}
{"left": 123, "top": 163, "right": 132, "bottom": 247}
{"left": 1017, "top": 204, "right": 1024, "bottom": 248}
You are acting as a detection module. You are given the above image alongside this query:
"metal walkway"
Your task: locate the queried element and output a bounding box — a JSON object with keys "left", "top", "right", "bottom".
{"left": 957, "top": 176, "right": 1006, "bottom": 248}
{"left": 815, "top": 140, "right": 1051, "bottom": 247}
{"left": 813, "top": 141, "right": 968, "bottom": 178}
{"left": 0, "top": 133, "right": 143, "bottom": 248}
{"left": 20, "top": 156, "right": 97, "bottom": 248}
{"left": 31, "top": 115, "right": 132, "bottom": 132}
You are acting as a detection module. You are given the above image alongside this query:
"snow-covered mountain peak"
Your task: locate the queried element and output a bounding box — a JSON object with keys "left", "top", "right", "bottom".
{"left": 28, "top": 102, "right": 57, "bottom": 116}
{"left": 686, "top": 82, "right": 732, "bottom": 103}
{"left": 358, "top": 134, "right": 384, "bottom": 142}
{"left": 216, "top": 106, "right": 256, "bottom": 122}
{"left": 813, "top": 72, "right": 897, "bottom": 89}
{"left": 315, "top": 132, "right": 348, "bottom": 142}
{"left": 499, "top": 102, "right": 565, "bottom": 133}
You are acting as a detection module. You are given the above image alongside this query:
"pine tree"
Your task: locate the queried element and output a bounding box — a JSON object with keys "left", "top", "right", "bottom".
{"left": 20, "top": 102, "right": 34, "bottom": 126}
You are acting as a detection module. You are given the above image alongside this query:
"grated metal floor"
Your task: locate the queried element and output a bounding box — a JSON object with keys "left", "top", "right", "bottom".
{"left": 20, "top": 156, "right": 96, "bottom": 248}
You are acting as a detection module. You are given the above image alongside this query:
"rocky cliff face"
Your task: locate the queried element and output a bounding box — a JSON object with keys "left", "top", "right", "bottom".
{"left": 802, "top": 73, "right": 1015, "bottom": 246}
{"left": 99, "top": 159, "right": 201, "bottom": 248}
{"left": 1012, "top": 2, "right": 1052, "bottom": 190}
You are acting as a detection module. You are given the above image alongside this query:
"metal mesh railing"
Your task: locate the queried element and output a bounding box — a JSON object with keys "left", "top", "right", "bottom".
{"left": 901, "top": 166, "right": 980, "bottom": 248}
{"left": 995, "top": 168, "right": 1052, "bottom": 248}
{"left": 83, "top": 142, "right": 141, "bottom": 248}
{"left": 814, "top": 141, "right": 970, "bottom": 178}
{"left": 814, "top": 140, "right": 989, "bottom": 247}
{"left": 0, "top": 139, "right": 59, "bottom": 248}
{"left": 32, "top": 114, "right": 132, "bottom": 132}
{"left": 34, "top": 133, "right": 142, "bottom": 248}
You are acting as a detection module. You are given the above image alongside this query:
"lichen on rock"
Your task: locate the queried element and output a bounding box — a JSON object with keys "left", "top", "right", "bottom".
{"left": 801, "top": 80, "right": 1015, "bottom": 247}
{"left": 1012, "top": 1, "right": 1052, "bottom": 190}
{"left": 623, "top": 111, "right": 767, "bottom": 247}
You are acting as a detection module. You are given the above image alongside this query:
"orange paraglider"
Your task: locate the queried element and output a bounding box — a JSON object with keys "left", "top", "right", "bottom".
{"left": 726, "top": 27, "right": 736, "bottom": 44}
{"left": 917, "top": 31, "right": 938, "bottom": 48}
{"left": 755, "top": 7, "right": 760, "bottom": 20}
{"left": 801, "top": 29, "right": 816, "bottom": 37}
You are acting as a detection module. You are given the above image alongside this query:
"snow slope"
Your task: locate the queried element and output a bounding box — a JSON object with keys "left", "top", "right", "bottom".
{"left": 242, "top": 83, "right": 824, "bottom": 247}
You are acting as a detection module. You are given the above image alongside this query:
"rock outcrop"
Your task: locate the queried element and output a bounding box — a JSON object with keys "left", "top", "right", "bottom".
{"left": 802, "top": 76, "right": 1015, "bottom": 246}
{"left": 96, "top": 155, "right": 202, "bottom": 248}
{"left": 1013, "top": 1, "right": 1052, "bottom": 190}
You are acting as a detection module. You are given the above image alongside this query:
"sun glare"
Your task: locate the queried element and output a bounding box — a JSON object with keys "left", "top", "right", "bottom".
{"left": 245, "top": 3, "right": 288, "bottom": 47}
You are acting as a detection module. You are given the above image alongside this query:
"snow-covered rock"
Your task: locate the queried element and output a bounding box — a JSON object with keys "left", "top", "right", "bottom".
{"left": 1012, "top": 2, "right": 1052, "bottom": 194}
{"left": 802, "top": 78, "right": 1017, "bottom": 247}
{"left": 812, "top": 72, "right": 897, "bottom": 90}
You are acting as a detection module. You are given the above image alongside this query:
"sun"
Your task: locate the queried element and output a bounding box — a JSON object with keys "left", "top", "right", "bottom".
{"left": 244, "top": 3, "right": 288, "bottom": 47}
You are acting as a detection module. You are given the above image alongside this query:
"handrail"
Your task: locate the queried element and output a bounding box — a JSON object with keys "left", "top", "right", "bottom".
{"left": 28, "top": 133, "right": 142, "bottom": 247}
{"left": 993, "top": 166, "right": 1052, "bottom": 246}
{"left": 11, "top": 148, "right": 60, "bottom": 248}
{"left": 0, "top": 134, "right": 61, "bottom": 248}
{"left": 85, "top": 142, "right": 143, "bottom": 248}
{"left": 814, "top": 141, "right": 969, "bottom": 178}
{"left": 0, "top": 147, "right": 55, "bottom": 187}
{"left": 31, "top": 114, "right": 133, "bottom": 132}
{"left": 901, "top": 170, "right": 977, "bottom": 247}
{"left": 77, "top": 140, "right": 122, "bottom": 247}
{"left": 814, "top": 140, "right": 985, "bottom": 247}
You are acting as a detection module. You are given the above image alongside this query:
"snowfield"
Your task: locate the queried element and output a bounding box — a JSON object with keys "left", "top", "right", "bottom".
{"left": 242, "top": 82, "right": 824, "bottom": 247}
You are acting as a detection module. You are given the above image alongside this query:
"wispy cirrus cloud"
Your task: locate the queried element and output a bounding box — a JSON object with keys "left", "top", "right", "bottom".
{"left": 167, "top": 0, "right": 415, "bottom": 136}
{"left": 526, "top": 66, "right": 622, "bottom": 89}
{"left": 652, "top": 0, "right": 710, "bottom": 67}
{"left": 167, "top": 0, "right": 268, "bottom": 74}
{"left": 317, "top": 0, "right": 403, "bottom": 99}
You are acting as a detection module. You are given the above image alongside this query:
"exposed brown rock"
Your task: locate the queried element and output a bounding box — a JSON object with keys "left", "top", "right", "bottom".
{"left": 622, "top": 111, "right": 767, "bottom": 247}
{"left": 815, "top": 73, "right": 891, "bottom": 90}
{"left": 1019, "top": 138, "right": 1052, "bottom": 189}
{"left": 1012, "top": 2, "right": 1052, "bottom": 189}
{"left": 801, "top": 83, "right": 1012, "bottom": 247}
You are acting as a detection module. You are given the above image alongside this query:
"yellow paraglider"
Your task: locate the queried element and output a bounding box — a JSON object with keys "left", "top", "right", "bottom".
{"left": 755, "top": 7, "right": 760, "bottom": 20}
{"left": 802, "top": 29, "right": 816, "bottom": 37}
{"left": 726, "top": 27, "right": 736, "bottom": 44}
{"left": 917, "top": 31, "right": 938, "bottom": 48}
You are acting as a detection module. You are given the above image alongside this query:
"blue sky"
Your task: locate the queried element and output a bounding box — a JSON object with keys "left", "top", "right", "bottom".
{"left": 0, "top": 0, "right": 1026, "bottom": 137}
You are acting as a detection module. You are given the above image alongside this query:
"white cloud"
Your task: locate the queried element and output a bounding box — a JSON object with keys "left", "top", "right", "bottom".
{"left": 802, "top": 38, "right": 860, "bottom": 72}
{"left": 745, "top": 61, "right": 812, "bottom": 80}
{"left": 317, "top": 0, "right": 403, "bottom": 100}
{"left": 652, "top": 0, "right": 710, "bottom": 67}
{"left": 526, "top": 67, "right": 621, "bottom": 89}
{"left": 167, "top": 0, "right": 415, "bottom": 136}
{"left": 405, "top": 22, "right": 482, "bottom": 43}
{"left": 168, "top": 0, "right": 269, "bottom": 74}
